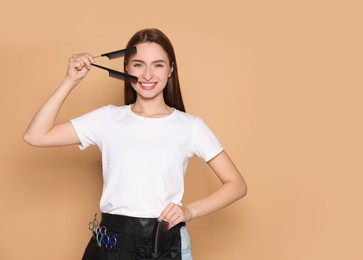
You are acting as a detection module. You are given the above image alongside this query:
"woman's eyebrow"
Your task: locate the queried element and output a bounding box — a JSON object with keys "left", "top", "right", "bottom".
{"left": 130, "top": 59, "right": 167, "bottom": 64}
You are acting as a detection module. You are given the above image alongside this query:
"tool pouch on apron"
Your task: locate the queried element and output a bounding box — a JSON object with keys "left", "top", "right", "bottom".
{"left": 82, "top": 213, "right": 185, "bottom": 260}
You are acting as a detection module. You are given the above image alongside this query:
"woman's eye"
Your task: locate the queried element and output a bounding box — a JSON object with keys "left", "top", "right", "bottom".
{"left": 133, "top": 63, "right": 142, "bottom": 67}
{"left": 155, "top": 64, "right": 164, "bottom": 68}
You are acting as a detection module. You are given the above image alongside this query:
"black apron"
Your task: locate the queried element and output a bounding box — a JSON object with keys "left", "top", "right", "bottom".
{"left": 82, "top": 213, "right": 185, "bottom": 260}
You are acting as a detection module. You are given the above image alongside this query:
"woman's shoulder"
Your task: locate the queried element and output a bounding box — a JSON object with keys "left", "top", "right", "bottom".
{"left": 80, "top": 105, "right": 129, "bottom": 121}
{"left": 100, "top": 104, "right": 129, "bottom": 114}
{"left": 173, "top": 109, "right": 202, "bottom": 125}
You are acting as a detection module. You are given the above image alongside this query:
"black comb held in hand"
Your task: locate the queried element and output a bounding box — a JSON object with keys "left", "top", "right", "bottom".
{"left": 91, "top": 63, "right": 138, "bottom": 82}
{"left": 98, "top": 47, "right": 136, "bottom": 60}
{"left": 91, "top": 47, "right": 138, "bottom": 82}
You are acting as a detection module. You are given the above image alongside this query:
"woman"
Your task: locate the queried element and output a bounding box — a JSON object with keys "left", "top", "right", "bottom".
{"left": 24, "top": 28, "right": 247, "bottom": 260}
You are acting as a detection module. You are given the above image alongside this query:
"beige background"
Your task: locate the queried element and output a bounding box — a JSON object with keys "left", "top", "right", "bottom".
{"left": 1, "top": 0, "right": 362, "bottom": 259}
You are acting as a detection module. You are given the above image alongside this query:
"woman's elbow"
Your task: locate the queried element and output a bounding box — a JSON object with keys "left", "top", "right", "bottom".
{"left": 23, "top": 131, "right": 42, "bottom": 147}
{"left": 23, "top": 132, "right": 35, "bottom": 146}
{"left": 236, "top": 179, "right": 247, "bottom": 200}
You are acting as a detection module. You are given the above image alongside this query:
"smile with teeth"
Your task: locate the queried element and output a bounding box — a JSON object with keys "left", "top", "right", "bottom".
{"left": 139, "top": 82, "right": 157, "bottom": 90}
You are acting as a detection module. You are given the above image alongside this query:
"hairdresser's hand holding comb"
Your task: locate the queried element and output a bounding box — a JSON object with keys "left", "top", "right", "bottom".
{"left": 66, "top": 53, "right": 95, "bottom": 86}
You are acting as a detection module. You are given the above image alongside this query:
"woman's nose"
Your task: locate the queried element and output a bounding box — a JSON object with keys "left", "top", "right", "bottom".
{"left": 142, "top": 67, "right": 153, "bottom": 81}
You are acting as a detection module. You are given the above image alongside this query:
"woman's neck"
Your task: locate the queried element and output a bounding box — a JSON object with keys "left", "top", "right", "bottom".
{"left": 131, "top": 99, "right": 173, "bottom": 118}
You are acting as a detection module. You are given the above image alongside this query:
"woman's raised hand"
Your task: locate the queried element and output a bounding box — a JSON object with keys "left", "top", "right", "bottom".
{"left": 66, "top": 53, "right": 95, "bottom": 84}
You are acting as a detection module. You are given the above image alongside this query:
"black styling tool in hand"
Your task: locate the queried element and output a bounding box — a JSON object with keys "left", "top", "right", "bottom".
{"left": 91, "top": 47, "right": 138, "bottom": 83}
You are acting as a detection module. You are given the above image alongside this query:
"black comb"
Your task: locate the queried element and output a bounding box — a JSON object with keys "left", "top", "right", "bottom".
{"left": 96, "top": 47, "right": 136, "bottom": 60}
{"left": 91, "top": 47, "right": 138, "bottom": 82}
{"left": 91, "top": 63, "right": 138, "bottom": 83}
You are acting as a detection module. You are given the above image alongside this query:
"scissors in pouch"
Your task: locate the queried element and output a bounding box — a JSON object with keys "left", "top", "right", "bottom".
{"left": 88, "top": 213, "right": 117, "bottom": 249}
{"left": 91, "top": 47, "right": 138, "bottom": 83}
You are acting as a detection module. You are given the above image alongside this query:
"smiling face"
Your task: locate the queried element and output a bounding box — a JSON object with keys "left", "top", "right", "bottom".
{"left": 126, "top": 42, "right": 174, "bottom": 102}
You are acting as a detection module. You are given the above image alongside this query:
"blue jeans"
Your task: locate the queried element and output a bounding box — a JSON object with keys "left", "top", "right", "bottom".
{"left": 181, "top": 225, "right": 193, "bottom": 260}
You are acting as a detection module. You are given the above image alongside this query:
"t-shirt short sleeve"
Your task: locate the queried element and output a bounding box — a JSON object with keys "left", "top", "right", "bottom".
{"left": 191, "top": 117, "right": 224, "bottom": 162}
{"left": 70, "top": 106, "right": 106, "bottom": 150}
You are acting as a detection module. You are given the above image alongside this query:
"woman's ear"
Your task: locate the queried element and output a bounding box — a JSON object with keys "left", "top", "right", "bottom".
{"left": 169, "top": 62, "right": 174, "bottom": 77}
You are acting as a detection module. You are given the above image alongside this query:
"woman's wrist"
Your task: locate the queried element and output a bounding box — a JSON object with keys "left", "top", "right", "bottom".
{"left": 184, "top": 205, "right": 196, "bottom": 222}
{"left": 61, "top": 77, "right": 80, "bottom": 91}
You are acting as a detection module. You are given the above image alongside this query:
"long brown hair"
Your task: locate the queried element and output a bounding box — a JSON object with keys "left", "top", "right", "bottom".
{"left": 124, "top": 28, "right": 185, "bottom": 112}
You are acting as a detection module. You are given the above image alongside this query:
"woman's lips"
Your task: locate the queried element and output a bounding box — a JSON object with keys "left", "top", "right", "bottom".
{"left": 139, "top": 82, "right": 157, "bottom": 90}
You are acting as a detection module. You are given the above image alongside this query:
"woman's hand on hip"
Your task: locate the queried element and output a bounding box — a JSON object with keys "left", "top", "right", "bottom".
{"left": 158, "top": 203, "right": 193, "bottom": 230}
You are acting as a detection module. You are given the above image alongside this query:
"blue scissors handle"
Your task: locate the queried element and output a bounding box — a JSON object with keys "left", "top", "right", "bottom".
{"left": 101, "top": 234, "right": 109, "bottom": 245}
{"left": 109, "top": 236, "right": 117, "bottom": 247}
{"left": 102, "top": 234, "right": 117, "bottom": 249}
{"left": 95, "top": 226, "right": 108, "bottom": 246}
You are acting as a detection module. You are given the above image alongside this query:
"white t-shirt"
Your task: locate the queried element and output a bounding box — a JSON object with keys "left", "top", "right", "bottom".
{"left": 70, "top": 104, "right": 223, "bottom": 217}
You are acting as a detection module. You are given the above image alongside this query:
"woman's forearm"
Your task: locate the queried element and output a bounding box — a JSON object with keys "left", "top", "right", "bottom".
{"left": 186, "top": 177, "right": 247, "bottom": 220}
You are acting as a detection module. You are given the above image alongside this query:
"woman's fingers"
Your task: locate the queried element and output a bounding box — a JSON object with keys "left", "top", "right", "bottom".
{"left": 78, "top": 53, "right": 94, "bottom": 70}
{"left": 158, "top": 203, "right": 193, "bottom": 229}
{"left": 70, "top": 53, "right": 93, "bottom": 70}
{"left": 66, "top": 53, "right": 94, "bottom": 82}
